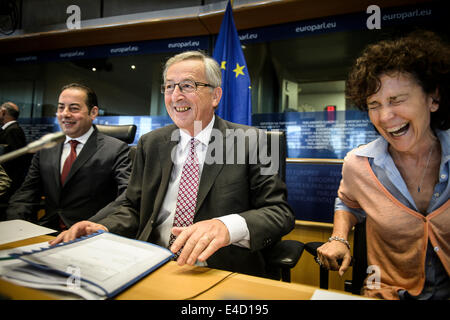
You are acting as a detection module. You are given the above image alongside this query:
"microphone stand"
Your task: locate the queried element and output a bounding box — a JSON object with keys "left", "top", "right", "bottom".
{"left": 0, "top": 131, "right": 66, "bottom": 165}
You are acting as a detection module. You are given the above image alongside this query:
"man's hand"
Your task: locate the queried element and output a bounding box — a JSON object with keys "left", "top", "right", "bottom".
{"left": 170, "top": 219, "right": 230, "bottom": 266}
{"left": 49, "top": 221, "right": 108, "bottom": 246}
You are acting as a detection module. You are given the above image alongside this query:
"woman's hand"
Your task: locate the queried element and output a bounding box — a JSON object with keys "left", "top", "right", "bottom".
{"left": 316, "top": 240, "right": 352, "bottom": 277}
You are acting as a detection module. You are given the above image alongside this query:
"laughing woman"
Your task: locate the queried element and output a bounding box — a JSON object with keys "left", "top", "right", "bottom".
{"left": 316, "top": 31, "right": 449, "bottom": 300}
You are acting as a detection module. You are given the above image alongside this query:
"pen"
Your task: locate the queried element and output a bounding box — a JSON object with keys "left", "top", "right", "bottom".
{"left": 0, "top": 256, "right": 16, "bottom": 261}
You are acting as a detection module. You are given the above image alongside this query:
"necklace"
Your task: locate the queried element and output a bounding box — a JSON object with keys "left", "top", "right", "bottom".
{"left": 417, "top": 145, "right": 434, "bottom": 193}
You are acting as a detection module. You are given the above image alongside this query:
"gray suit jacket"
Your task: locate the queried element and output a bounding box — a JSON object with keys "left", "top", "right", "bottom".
{"left": 6, "top": 127, "right": 132, "bottom": 229}
{"left": 99, "top": 117, "right": 294, "bottom": 276}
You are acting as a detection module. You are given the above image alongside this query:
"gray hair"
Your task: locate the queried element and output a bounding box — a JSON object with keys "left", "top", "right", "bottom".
{"left": 163, "top": 51, "right": 222, "bottom": 88}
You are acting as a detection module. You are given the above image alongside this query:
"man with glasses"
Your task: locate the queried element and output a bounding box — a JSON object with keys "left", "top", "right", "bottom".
{"left": 52, "top": 51, "right": 294, "bottom": 277}
{"left": 6, "top": 83, "right": 132, "bottom": 231}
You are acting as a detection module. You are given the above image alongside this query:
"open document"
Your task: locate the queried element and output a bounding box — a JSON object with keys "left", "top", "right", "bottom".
{"left": 0, "top": 231, "right": 174, "bottom": 299}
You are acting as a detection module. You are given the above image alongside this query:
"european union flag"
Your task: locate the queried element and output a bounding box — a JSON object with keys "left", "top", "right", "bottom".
{"left": 213, "top": 1, "right": 252, "bottom": 126}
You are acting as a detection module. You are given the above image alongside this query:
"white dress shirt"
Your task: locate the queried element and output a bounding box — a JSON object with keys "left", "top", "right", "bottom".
{"left": 152, "top": 115, "right": 251, "bottom": 253}
{"left": 60, "top": 126, "right": 94, "bottom": 173}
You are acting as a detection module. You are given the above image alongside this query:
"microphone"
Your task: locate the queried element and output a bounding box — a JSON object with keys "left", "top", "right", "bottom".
{"left": 0, "top": 131, "right": 66, "bottom": 164}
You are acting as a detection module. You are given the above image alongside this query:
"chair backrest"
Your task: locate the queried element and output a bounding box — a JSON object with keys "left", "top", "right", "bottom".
{"left": 96, "top": 124, "right": 137, "bottom": 144}
{"left": 265, "top": 130, "right": 287, "bottom": 182}
{"left": 262, "top": 130, "right": 302, "bottom": 282}
{"left": 350, "top": 218, "right": 367, "bottom": 294}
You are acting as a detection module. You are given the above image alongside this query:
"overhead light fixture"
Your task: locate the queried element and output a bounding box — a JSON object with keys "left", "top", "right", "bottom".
{"left": 92, "top": 67, "right": 97, "bottom": 72}
{"left": 131, "top": 65, "right": 136, "bottom": 70}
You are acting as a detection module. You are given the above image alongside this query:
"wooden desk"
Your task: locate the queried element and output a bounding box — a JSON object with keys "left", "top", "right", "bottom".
{"left": 0, "top": 235, "right": 339, "bottom": 300}
{"left": 193, "top": 273, "right": 316, "bottom": 300}
{"left": 114, "top": 261, "right": 317, "bottom": 300}
{"left": 0, "top": 235, "right": 56, "bottom": 300}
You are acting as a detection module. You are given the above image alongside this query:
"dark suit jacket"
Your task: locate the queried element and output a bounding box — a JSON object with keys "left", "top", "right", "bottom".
{"left": 0, "top": 122, "right": 31, "bottom": 194}
{"left": 99, "top": 116, "right": 295, "bottom": 277}
{"left": 6, "top": 127, "right": 132, "bottom": 229}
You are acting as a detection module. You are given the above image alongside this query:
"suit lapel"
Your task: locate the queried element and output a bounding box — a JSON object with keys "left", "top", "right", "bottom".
{"left": 53, "top": 142, "right": 64, "bottom": 194}
{"left": 155, "top": 131, "right": 178, "bottom": 215}
{"left": 139, "top": 127, "right": 178, "bottom": 242}
{"left": 195, "top": 117, "right": 226, "bottom": 215}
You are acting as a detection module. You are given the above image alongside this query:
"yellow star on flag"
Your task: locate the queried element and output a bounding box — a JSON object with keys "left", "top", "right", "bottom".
{"left": 233, "top": 63, "right": 245, "bottom": 78}
{"left": 220, "top": 61, "right": 227, "bottom": 70}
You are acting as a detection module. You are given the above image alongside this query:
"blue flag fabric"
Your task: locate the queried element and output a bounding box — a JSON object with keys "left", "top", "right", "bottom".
{"left": 213, "top": 1, "right": 252, "bottom": 126}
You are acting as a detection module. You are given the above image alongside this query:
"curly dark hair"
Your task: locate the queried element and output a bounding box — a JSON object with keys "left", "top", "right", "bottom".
{"left": 346, "top": 30, "right": 449, "bottom": 130}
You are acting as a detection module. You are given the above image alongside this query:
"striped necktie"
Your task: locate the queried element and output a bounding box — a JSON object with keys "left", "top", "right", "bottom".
{"left": 61, "top": 139, "right": 79, "bottom": 185}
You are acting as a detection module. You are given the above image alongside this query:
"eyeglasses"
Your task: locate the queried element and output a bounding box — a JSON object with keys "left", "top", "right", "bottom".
{"left": 161, "top": 79, "right": 213, "bottom": 94}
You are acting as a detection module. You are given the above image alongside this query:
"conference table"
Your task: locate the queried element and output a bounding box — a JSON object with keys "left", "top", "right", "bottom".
{"left": 0, "top": 235, "right": 358, "bottom": 300}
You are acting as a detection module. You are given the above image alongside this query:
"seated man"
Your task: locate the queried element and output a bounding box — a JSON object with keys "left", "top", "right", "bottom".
{"left": 7, "top": 83, "right": 132, "bottom": 231}
{"left": 51, "top": 51, "right": 295, "bottom": 277}
{"left": 0, "top": 101, "right": 31, "bottom": 195}
{"left": 0, "top": 165, "right": 11, "bottom": 198}
{"left": 0, "top": 164, "right": 12, "bottom": 220}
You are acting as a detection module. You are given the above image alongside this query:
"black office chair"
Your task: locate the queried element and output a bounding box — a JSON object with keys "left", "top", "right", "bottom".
{"left": 96, "top": 124, "right": 137, "bottom": 144}
{"left": 263, "top": 131, "right": 305, "bottom": 283}
{"left": 305, "top": 219, "right": 367, "bottom": 294}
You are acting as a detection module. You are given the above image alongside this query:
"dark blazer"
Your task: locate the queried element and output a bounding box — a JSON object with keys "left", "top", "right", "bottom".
{"left": 0, "top": 122, "right": 31, "bottom": 194}
{"left": 6, "top": 127, "right": 132, "bottom": 229}
{"left": 99, "top": 116, "right": 295, "bottom": 277}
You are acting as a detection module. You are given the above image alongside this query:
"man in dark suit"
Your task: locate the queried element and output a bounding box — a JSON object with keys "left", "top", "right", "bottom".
{"left": 51, "top": 52, "right": 294, "bottom": 277}
{"left": 0, "top": 102, "right": 31, "bottom": 195}
{"left": 0, "top": 164, "right": 12, "bottom": 220}
{"left": 6, "top": 83, "right": 132, "bottom": 230}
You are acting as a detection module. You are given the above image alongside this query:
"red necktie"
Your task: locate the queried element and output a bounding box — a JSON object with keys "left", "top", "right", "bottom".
{"left": 61, "top": 140, "right": 80, "bottom": 185}
{"left": 169, "top": 138, "right": 200, "bottom": 258}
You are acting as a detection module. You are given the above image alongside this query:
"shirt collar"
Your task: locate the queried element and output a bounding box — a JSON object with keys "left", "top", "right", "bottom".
{"left": 354, "top": 129, "right": 450, "bottom": 167}
{"left": 2, "top": 120, "right": 17, "bottom": 130}
{"left": 64, "top": 126, "right": 94, "bottom": 145}
{"left": 354, "top": 136, "right": 389, "bottom": 167}
{"left": 179, "top": 115, "right": 215, "bottom": 150}
{"left": 436, "top": 129, "right": 450, "bottom": 166}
